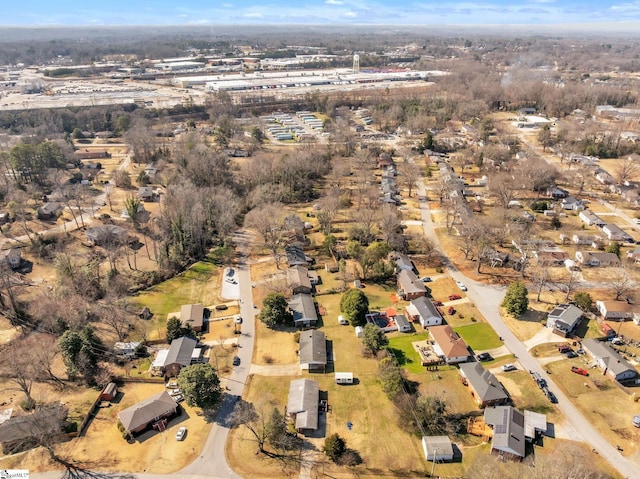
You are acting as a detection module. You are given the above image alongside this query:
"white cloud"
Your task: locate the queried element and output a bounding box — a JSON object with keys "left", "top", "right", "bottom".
{"left": 326, "top": 0, "right": 344, "bottom": 4}
{"left": 242, "top": 12, "right": 264, "bottom": 17}
{"left": 342, "top": 11, "right": 358, "bottom": 17}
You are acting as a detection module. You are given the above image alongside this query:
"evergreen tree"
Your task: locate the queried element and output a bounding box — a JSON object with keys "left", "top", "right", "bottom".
{"left": 501, "top": 281, "right": 529, "bottom": 317}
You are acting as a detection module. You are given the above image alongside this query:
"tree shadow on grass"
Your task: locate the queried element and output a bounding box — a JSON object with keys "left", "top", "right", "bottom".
{"left": 387, "top": 347, "right": 415, "bottom": 368}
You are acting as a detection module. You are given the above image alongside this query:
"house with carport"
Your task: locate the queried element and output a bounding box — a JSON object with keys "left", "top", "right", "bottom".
{"left": 299, "top": 330, "right": 327, "bottom": 372}
{"left": 406, "top": 297, "right": 443, "bottom": 328}
{"left": 287, "top": 378, "right": 319, "bottom": 435}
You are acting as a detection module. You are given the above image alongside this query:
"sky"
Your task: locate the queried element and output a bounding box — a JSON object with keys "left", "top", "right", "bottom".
{"left": 3, "top": 0, "right": 640, "bottom": 26}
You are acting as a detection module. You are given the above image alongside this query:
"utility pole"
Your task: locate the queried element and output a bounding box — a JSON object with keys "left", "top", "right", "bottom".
{"left": 431, "top": 448, "right": 437, "bottom": 477}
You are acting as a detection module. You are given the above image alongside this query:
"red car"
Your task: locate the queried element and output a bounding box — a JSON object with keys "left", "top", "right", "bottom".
{"left": 571, "top": 366, "right": 589, "bottom": 376}
{"left": 558, "top": 344, "right": 572, "bottom": 353}
{"left": 447, "top": 306, "right": 456, "bottom": 315}
{"left": 432, "top": 300, "right": 443, "bottom": 306}
{"left": 448, "top": 294, "right": 462, "bottom": 301}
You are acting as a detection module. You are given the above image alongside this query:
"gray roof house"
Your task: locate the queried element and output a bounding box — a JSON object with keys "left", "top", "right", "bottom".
{"left": 582, "top": 338, "right": 637, "bottom": 382}
{"left": 484, "top": 406, "right": 526, "bottom": 461}
{"left": 459, "top": 362, "right": 510, "bottom": 408}
{"left": 299, "top": 330, "right": 327, "bottom": 372}
{"left": 285, "top": 244, "right": 312, "bottom": 267}
{"left": 117, "top": 391, "right": 178, "bottom": 434}
{"left": 289, "top": 293, "right": 318, "bottom": 327}
{"left": 287, "top": 378, "right": 319, "bottom": 434}
{"left": 392, "top": 252, "right": 415, "bottom": 273}
{"left": 575, "top": 251, "right": 621, "bottom": 267}
{"left": 37, "top": 202, "right": 62, "bottom": 220}
{"left": 579, "top": 210, "right": 605, "bottom": 227}
{"left": 405, "top": 296, "right": 443, "bottom": 328}
{"left": 161, "top": 336, "right": 198, "bottom": 377}
{"left": 85, "top": 224, "right": 128, "bottom": 246}
{"left": 397, "top": 269, "right": 427, "bottom": 300}
{"left": 602, "top": 224, "right": 632, "bottom": 242}
{"left": 546, "top": 304, "right": 583, "bottom": 335}
{"left": 180, "top": 303, "right": 204, "bottom": 332}
{"left": 287, "top": 265, "right": 312, "bottom": 295}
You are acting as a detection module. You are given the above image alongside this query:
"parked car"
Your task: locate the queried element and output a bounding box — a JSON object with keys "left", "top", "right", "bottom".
{"left": 455, "top": 281, "right": 467, "bottom": 291}
{"left": 233, "top": 356, "right": 241, "bottom": 366}
{"left": 564, "top": 350, "right": 578, "bottom": 358}
{"left": 576, "top": 348, "right": 585, "bottom": 355}
{"left": 170, "top": 388, "right": 181, "bottom": 396}
{"left": 530, "top": 370, "right": 547, "bottom": 389}
{"left": 176, "top": 427, "right": 187, "bottom": 441}
{"left": 477, "top": 353, "right": 492, "bottom": 362}
{"left": 501, "top": 363, "right": 516, "bottom": 372}
{"left": 571, "top": 366, "right": 589, "bottom": 376}
{"left": 432, "top": 300, "right": 443, "bottom": 306}
{"left": 421, "top": 277, "right": 432, "bottom": 282}
{"left": 558, "top": 344, "right": 572, "bottom": 353}
{"left": 173, "top": 394, "right": 185, "bottom": 403}
{"left": 545, "top": 389, "right": 558, "bottom": 403}
{"left": 166, "top": 381, "right": 178, "bottom": 388}
{"left": 447, "top": 306, "right": 456, "bottom": 315}
{"left": 448, "top": 294, "right": 462, "bottom": 301}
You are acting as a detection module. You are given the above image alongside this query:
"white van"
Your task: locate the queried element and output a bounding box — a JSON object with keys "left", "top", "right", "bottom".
{"left": 338, "top": 315, "right": 348, "bottom": 325}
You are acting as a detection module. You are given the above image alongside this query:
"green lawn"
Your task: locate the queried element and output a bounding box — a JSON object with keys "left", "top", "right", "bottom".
{"left": 387, "top": 332, "right": 430, "bottom": 374}
{"left": 454, "top": 322, "right": 502, "bottom": 351}
{"left": 132, "top": 259, "right": 223, "bottom": 340}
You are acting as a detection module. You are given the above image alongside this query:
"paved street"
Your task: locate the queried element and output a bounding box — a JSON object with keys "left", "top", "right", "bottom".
{"left": 416, "top": 173, "right": 640, "bottom": 479}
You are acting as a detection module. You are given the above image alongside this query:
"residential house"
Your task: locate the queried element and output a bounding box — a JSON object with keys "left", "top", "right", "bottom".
{"left": 0, "top": 404, "right": 68, "bottom": 454}
{"left": 596, "top": 300, "right": 636, "bottom": 321}
{"left": 117, "top": 391, "right": 178, "bottom": 435}
{"left": 459, "top": 362, "right": 510, "bottom": 408}
{"left": 286, "top": 379, "right": 319, "bottom": 435}
{"left": 289, "top": 293, "right": 318, "bottom": 328}
{"left": 397, "top": 269, "right": 428, "bottom": 300}
{"left": 422, "top": 436, "right": 454, "bottom": 462}
{"left": 138, "top": 186, "right": 155, "bottom": 202}
{"left": 561, "top": 196, "right": 583, "bottom": 210}
{"left": 546, "top": 304, "right": 583, "bottom": 335}
{"left": 0, "top": 248, "right": 21, "bottom": 269}
{"left": 405, "top": 296, "right": 443, "bottom": 328}
{"left": 582, "top": 338, "right": 637, "bottom": 382}
{"left": 299, "top": 330, "right": 327, "bottom": 372}
{"left": 572, "top": 234, "right": 603, "bottom": 247}
{"left": 523, "top": 410, "right": 548, "bottom": 442}
{"left": 180, "top": 303, "right": 204, "bottom": 333}
{"left": 579, "top": 210, "right": 605, "bottom": 227}
{"left": 156, "top": 336, "right": 199, "bottom": 377}
{"left": 534, "top": 248, "right": 569, "bottom": 267}
{"left": 285, "top": 244, "right": 312, "bottom": 267}
{"left": 37, "top": 202, "right": 62, "bottom": 220}
{"left": 484, "top": 406, "right": 526, "bottom": 461}
{"left": 114, "top": 341, "right": 141, "bottom": 359}
{"left": 595, "top": 169, "right": 615, "bottom": 185}
{"left": 602, "top": 224, "right": 632, "bottom": 242}
{"left": 575, "top": 251, "right": 621, "bottom": 267}
{"left": 144, "top": 164, "right": 158, "bottom": 178}
{"left": 627, "top": 246, "right": 640, "bottom": 264}
{"left": 621, "top": 188, "right": 640, "bottom": 206}
{"left": 547, "top": 186, "right": 569, "bottom": 199}
{"left": 429, "top": 325, "right": 469, "bottom": 364}
{"left": 287, "top": 265, "right": 312, "bottom": 295}
{"left": 392, "top": 252, "right": 415, "bottom": 273}
{"left": 85, "top": 224, "right": 128, "bottom": 247}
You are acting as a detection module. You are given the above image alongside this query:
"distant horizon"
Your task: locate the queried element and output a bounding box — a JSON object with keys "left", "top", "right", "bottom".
{"left": 3, "top": 1, "right": 640, "bottom": 28}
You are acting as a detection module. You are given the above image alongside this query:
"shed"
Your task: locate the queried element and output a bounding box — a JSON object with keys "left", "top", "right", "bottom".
{"left": 421, "top": 436, "right": 454, "bottom": 462}
{"left": 335, "top": 372, "right": 354, "bottom": 385}
{"left": 100, "top": 382, "right": 118, "bottom": 401}
{"left": 394, "top": 313, "right": 412, "bottom": 333}
{"left": 355, "top": 326, "right": 363, "bottom": 338}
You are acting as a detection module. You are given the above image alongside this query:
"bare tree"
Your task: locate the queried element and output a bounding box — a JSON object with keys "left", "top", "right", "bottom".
{"left": 316, "top": 190, "right": 341, "bottom": 235}
{"left": 529, "top": 265, "right": 551, "bottom": 302}
{"left": 488, "top": 172, "right": 519, "bottom": 209}
{"left": 606, "top": 268, "right": 633, "bottom": 301}
{"left": 398, "top": 159, "right": 421, "bottom": 198}
{"left": 245, "top": 203, "right": 288, "bottom": 268}
{"left": 614, "top": 157, "right": 640, "bottom": 185}
{"left": 560, "top": 269, "right": 581, "bottom": 302}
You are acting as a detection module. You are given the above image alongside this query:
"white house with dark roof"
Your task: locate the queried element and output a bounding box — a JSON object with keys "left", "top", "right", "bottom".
{"left": 579, "top": 210, "right": 605, "bottom": 227}
{"left": 602, "top": 224, "right": 632, "bottom": 242}
{"left": 546, "top": 304, "right": 582, "bottom": 335}
{"left": 596, "top": 300, "right": 636, "bottom": 320}
{"left": 582, "top": 338, "right": 637, "bottom": 382}
{"left": 405, "top": 296, "right": 443, "bottom": 328}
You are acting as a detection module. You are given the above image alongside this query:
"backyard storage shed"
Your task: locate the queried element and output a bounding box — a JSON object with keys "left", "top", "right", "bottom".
{"left": 394, "top": 313, "right": 412, "bottom": 333}
{"left": 421, "top": 436, "right": 454, "bottom": 462}
{"left": 287, "top": 378, "right": 319, "bottom": 435}
{"left": 355, "top": 326, "right": 363, "bottom": 338}
{"left": 335, "top": 372, "right": 354, "bottom": 384}
{"left": 100, "top": 382, "right": 118, "bottom": 401}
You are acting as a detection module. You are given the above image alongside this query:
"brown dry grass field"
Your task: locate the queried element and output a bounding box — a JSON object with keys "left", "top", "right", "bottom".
{"left": 547, "top": 357, "right": 640, "bottom": 457}
{"left": 0, "top": 381, "right": 210, "bottom": 474}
